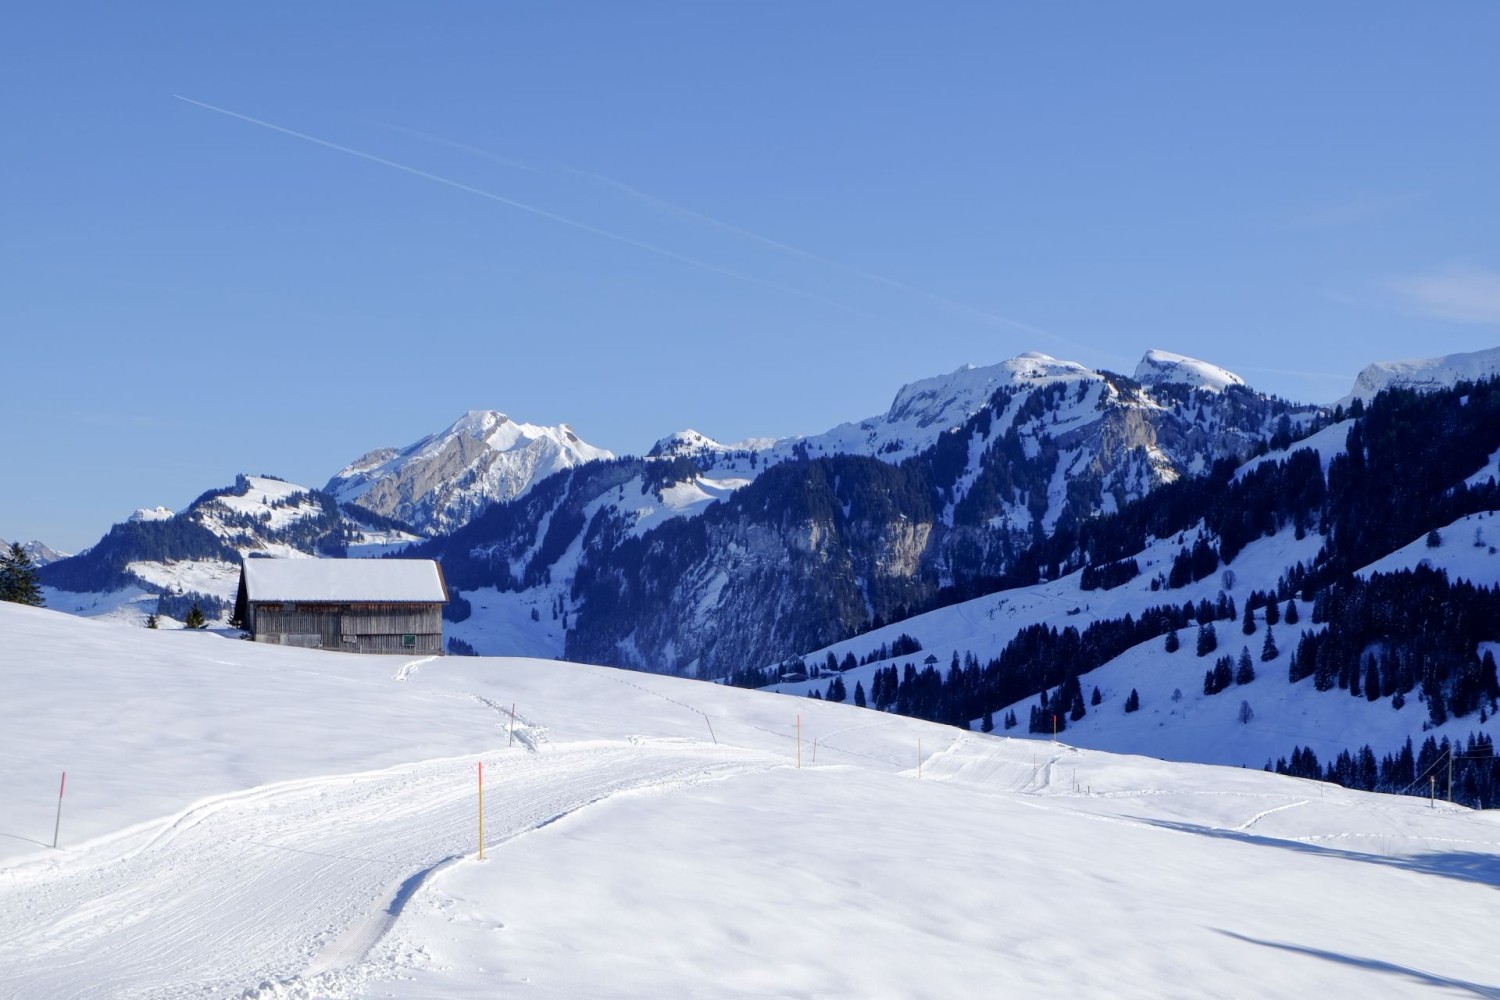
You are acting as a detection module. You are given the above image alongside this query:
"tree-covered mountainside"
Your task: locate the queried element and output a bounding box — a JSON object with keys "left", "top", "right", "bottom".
{"left": 766, "top": 376, "right": 1500, "bottom": 808}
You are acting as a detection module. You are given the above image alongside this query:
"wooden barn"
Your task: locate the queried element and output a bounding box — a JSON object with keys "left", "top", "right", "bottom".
{"left": 235, "top": 558, "right": 449, "bottom": 655}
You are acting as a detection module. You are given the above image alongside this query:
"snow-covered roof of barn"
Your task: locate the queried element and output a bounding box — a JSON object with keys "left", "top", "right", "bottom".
{"left": 240, "top": 558, "right": 448, "bottom": 603}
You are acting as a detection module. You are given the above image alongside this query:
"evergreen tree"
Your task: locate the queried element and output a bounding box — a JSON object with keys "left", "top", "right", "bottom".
{"left": 0, "top": 542, "right": 44, "bottom": 607}
{"left": 1241, "top": 602, "right": 1256, "bottom": 635}
{"left": 1260, "top": 627, "right": 1278, "bottom": 662}
{"left": 184, "top": 602, "right": 208, "bottom": 629}
{"left": 1124, "top": 688, "right": 1140, "bottom": 713}
{"left": 825, "top": 675, "right": 847, "bottom": 703}
{"left": 1196, "top": 621, "right": 1218, "bottom": 657}
{"left": 1284, "top": 598, "right": 1299, "bottom": 625}
{"left": 853, "top": 680, "right": 867, "bottom": 709}
{"left": 145, "top": 613, "right": 159, "bottom": 629}
{"left": 1237, "top": 647, "right": 1256, "bottom": 685}
{"left": 1212, "top": 656, "right": 1233, "bottom": 693}
{"left": 981, "top": 709, "right": 994, "bottom": 733}
{"left": 1264, "top": 598, "right": 1280, "bottom": 626}
{"left": 1091, "top": 686, "right": 1102, "bottom": 706}
{"left": 1164, "top": 628, "right": 1180, "bottom": 653}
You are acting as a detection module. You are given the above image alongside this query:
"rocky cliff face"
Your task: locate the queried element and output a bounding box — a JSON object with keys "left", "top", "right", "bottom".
{"left": 327, "top": 410, "right": 613, "bottom": 535}
{"left": 555, "top": 357, "right": 1324, "bottom": 676}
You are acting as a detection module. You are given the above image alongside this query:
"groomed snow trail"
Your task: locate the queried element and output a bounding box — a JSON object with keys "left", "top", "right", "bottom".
{"left": 0, "top": 738, "right": 772, "bottom": 1000}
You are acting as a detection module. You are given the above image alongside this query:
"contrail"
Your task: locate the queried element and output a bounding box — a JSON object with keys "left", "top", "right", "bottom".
{"left": 371, "top": 120, "right": 1081, "bottom": 351}
{"left": 173, "top": 95, "right": 882, "bottom": 320}
{"left": 362, "top": 120, "right": 541, "bottom": 175}
{"left": 562, "top": 164, "right": 1065, "bottom": 341}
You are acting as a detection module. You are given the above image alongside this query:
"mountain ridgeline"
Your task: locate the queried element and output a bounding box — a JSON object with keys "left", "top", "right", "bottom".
{"left": 417, "top": 355, "right": 1325, "bottom": 677}
{"left": 27, "top": 346, "right": 1500, "bottom": 811}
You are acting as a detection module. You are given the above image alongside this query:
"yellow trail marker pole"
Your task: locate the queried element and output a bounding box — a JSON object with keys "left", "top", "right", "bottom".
{"left": 796, "top": 714, "right": 801, "bottom": 769}
{"left": 478, "top": 761, "right": 485, "bottom": 861}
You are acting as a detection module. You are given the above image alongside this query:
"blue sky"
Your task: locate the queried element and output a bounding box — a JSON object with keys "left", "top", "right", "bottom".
{"left": 5, "top": 3, "right": 1499, "bottom": 552}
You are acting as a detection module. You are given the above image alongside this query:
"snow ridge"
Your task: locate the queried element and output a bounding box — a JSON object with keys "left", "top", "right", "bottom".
{"left": 327, "top": 410, "right": 613, "bottom": 535}
{"left": 1345, "top": 346, "right": 1500, "bottom": 403}
{"left": 1133, "top": 349, "right": 1247, "bottom": 393}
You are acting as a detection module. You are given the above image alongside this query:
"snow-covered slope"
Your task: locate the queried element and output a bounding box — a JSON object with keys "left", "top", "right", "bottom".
{"left": 1134, "top": 348, "right": 1247, "bottom": 392}
{"left": 2, "top": 602, "right": 1497, "bottom": 999}
{"left": 328, "top": 410, "right": 613, "bottom": 535}
{"left": 1345, "top": 345, "right": 1500, "bottom": 403}
{"left": 799, "top": 351, "right": 1098, "bottom": 462}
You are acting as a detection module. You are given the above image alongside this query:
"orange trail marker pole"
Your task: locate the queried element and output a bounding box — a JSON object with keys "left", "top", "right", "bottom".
{"left": 478, "top": 761, "right": 485, "bottom": 860}
{"left": 52, "top": 771, "right": 66, "bottom": 849}
{"left": 508, "top": 703, "right": 516, "bottom": 747}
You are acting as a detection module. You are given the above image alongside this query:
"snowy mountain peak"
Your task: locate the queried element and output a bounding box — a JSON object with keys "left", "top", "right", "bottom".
{"left": 649, "top": 429, "right": 730, "bottom": 459}
{"left": 1345, "top": 345, "right": 1500, "bottom": 403}
{"left": 885, "top": 354, "right": 1092, "bottom": 429}
{"left": 327, "top": 410, "right": 614, "bottom": 535}
{"left": 0, "top": 537, "right": 66, "bottom": 565}
{"left": 1133, "top": 350, "right": 1247, "bottom": 392}
{"left": 448, "top": 409, "right": 512, "bottom": 439}
{"left": 129, "top": 506, "right": 175, "bottom": 523}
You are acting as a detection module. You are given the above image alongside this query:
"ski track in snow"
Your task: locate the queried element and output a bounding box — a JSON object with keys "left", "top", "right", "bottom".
{"left": 392, "top": 656, "right": 436, "bottom": 683}
{"left": 0, "top": 738, "right": 773, "bottom": 1000}
{"left": 1234, "top": 798, "right": 1310, "bottom": 832}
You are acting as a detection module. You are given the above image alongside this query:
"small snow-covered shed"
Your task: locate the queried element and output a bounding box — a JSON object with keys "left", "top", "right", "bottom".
{"left": 236, "top": 558, "right": 449, "bottom": 655}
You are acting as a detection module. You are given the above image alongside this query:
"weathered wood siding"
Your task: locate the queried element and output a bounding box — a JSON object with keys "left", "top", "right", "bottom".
{"left": 249, "top": 602, "right": 444, "bottom": 655}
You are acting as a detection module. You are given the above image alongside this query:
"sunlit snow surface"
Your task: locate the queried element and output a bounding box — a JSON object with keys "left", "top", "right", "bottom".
{"left": 2, "top": 603, "right": 1498, "bottom": 999}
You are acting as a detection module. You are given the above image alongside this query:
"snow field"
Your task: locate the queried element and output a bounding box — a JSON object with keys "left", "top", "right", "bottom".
{"left": 4, "top": 602, "right": 1500, "bottom": 998}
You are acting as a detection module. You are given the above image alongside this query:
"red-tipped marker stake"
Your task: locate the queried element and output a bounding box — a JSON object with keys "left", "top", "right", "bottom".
{"left": 52, "top": 771, "right": 66, "bottom": 849}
